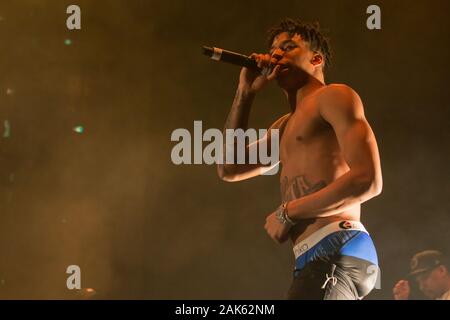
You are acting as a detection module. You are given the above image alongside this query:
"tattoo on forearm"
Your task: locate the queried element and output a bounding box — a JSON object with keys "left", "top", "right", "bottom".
{"left": 221, "top": 89, "right": 255, "bottom": 165}
{"left": 224, "top": 88, "right": 253, "bottom": 131}
{"left": 281, "top": 175, "right": 327, "bottom": 202}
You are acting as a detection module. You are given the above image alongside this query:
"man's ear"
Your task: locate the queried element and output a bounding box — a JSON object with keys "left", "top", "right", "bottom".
{"left": 441, "top": 265, "right": 450, "bottom": 276}
{"left": 311, "top": 53, "right": 323, "bottom": 67}
{"left": 437, "top": 265, "right": 448, "bottom": 276}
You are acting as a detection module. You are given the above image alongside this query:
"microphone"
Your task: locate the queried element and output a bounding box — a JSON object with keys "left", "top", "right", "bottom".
{"left": 202, "top": 46, "right": 262, "bottom": 71}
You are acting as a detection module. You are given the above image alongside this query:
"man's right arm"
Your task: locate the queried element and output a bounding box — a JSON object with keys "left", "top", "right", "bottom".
{"left": 217, "top": 53, "right": 284, "bottom": 182}
{"left": 217, "top": 89, "right": 286, "bottom": 182}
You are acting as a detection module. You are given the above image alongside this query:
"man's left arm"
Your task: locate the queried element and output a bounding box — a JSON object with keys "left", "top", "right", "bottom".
{"left": 287, "top": 84, "right": 383, "bottom": 220}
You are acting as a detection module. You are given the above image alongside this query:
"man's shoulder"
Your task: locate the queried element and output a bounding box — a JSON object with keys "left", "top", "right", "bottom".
{"left": 316, "top": 83, "right": 360, "bottom": 101}
{"left": 316, "top": 83, "right": 364, "bottom": 117}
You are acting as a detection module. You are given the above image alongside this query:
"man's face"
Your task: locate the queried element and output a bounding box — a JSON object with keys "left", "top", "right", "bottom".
{"left": 415, "top": 266, "right": 447, "bottom": 299}
{"left": 269, "top": 32, "right": 318, "bottom": 89}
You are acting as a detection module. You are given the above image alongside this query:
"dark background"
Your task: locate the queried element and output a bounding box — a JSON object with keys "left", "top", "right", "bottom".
{"left": 0, "top": 0, "right": 448, "bottom": 299}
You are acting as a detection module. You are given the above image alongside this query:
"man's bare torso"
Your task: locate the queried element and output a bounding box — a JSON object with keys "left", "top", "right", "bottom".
{"left": 278, "top": 86, "right": 360, "bottom": 245}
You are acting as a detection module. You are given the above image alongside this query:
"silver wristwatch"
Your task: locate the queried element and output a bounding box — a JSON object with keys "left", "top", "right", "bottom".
{"left": 275, "top": 202, "right": 296, "bottom": 226}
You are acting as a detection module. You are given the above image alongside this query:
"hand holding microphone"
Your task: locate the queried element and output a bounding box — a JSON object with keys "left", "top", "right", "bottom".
{"left": 240, "top": 53, "right": 283, "bottom": 94}
{"left": 202, "top": 46, "right": 284, "bottom": 94}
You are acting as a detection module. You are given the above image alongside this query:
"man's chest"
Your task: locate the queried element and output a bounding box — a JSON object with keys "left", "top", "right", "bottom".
{"left": 280, "top": 102, "right": 331, "bottom": 156}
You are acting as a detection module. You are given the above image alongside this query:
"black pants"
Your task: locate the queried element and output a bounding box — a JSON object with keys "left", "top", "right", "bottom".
{"left": 287, "top": 256, "right": 379, "bottom": 300}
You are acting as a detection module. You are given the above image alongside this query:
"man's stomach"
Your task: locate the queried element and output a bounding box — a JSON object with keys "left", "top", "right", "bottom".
{"left": 289, "top": 207, "right": 361, "bottom": 245}
{"left": 279, "top": 163, "right": 359, "bottom": 245}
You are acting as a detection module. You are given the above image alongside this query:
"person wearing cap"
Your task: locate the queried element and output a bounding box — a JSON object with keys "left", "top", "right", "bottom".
{"left": 393, "top": 250, "right": 450, "bottom": 300}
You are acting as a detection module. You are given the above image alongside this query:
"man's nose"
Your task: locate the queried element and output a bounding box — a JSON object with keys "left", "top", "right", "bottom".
{"left": 271, "top": 49, "right": 284, "bottom": 60}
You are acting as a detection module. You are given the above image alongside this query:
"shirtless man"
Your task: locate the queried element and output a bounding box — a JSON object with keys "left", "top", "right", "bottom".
{"left": 217, "top": 19, "right": 383, "bottom": 300}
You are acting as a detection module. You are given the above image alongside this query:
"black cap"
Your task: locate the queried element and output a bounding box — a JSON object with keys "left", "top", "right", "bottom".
{"left": 408, "top": 250, "right": 445, "bottom": 277}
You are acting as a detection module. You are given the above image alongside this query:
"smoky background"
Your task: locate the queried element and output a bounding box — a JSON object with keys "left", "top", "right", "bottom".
{"left": 0, "top": 0, "right": 448, "bottom": 299}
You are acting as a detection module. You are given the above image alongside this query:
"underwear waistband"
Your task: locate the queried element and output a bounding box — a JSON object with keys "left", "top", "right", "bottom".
{"left": 293, "top": 220, "right": 368, "bottom": 259}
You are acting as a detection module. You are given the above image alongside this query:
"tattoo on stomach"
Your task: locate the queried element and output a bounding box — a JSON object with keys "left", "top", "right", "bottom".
{"left": 281, "top": 175, "right": 327, "bottom": 203}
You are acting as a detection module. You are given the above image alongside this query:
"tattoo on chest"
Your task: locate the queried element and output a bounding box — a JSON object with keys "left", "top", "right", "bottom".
{"left": 281, "top": 175, "right": 327, "bottom": 202}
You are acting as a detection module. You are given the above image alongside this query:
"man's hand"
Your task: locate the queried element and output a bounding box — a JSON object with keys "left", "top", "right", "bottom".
{"left": 239, "top": 53, "right": 282, "bottom": 94}
{"left": 393, "top": 280, "right": 410, "bottom": 300}
{"left": 264, "top": 211, "right": 291, "bottom": 244}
